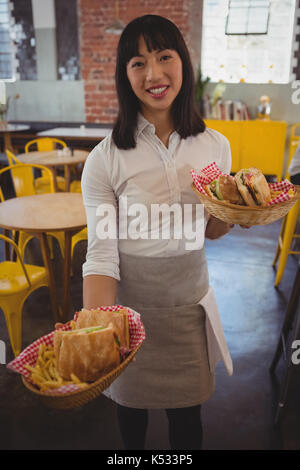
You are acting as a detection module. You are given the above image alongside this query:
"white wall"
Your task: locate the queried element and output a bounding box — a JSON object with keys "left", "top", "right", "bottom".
{"left": 6, "top": 80, "right": 85, "bottom": 122}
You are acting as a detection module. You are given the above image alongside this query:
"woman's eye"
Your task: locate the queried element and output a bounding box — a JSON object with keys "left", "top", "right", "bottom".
{"left": 160, "top": 55, "right": 171, "bottom": 61}
{"left": 132, "top": 61, "right": 144, "bottom": 68}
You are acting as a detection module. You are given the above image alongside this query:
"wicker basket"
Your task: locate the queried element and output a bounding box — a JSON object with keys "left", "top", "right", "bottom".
{"left": 22, "top": 343, "right": 142, "bottom": 410}
{"left": 192, "top": 183, "right": 300, "bottom": 226}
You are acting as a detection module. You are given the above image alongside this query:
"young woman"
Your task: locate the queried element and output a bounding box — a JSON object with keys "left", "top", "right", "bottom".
{"left": 81, "top": 15, "right": 233, "bottom": 450}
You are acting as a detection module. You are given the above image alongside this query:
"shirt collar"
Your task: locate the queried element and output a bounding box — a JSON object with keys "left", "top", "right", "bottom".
{"left": 136, "top": 112, "right": 180, "bottom": 142}
{"left": 136, "top": 112, "right": 155, "bottom": 137}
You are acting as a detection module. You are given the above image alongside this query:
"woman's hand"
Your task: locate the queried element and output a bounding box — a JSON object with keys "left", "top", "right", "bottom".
{"left": 205, "top": 215, "right": 234, "bottom": 240}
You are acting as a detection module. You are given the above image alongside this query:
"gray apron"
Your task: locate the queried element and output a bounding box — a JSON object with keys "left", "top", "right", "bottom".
{"left": 103, "top": 248, "right": 219, "bottom": 409}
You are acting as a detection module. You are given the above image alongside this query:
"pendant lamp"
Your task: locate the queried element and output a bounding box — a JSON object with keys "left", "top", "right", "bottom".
{"left": 105, "top": 0, "right": 125, "bottom": 34}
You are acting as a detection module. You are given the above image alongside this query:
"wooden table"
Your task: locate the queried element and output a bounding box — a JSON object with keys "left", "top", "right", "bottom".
{"left": 0, "top": 124, "right": 30, "bottom": 152}
{"left": 16, "top": 149, "right": 89, "bottom": 191}
{"left": 0, "top": 193, "right": 86, "bottom": 322}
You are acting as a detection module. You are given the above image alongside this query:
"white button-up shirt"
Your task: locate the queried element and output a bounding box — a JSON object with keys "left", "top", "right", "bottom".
{"left": 81, "top": 113, "right": 231, "bottom": 280}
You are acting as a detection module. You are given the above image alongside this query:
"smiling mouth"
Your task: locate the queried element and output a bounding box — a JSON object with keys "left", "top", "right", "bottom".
{"left": 146, "top": 86, "right": 170, "bottom": 97}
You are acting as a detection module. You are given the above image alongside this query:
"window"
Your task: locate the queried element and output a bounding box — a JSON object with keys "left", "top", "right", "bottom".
{"left": 0, "top": 0, "right": 13, "bottom": 80}
{"left": 201, "top": 0, "right": 296, "bottom": 83}
{"left": 226, "top": 0, "right": 270, "bottom": 35}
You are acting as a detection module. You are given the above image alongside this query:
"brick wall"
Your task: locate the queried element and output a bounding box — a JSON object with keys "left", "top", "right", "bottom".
{"left": 78, "top": 0, "right": 202, "bottom": 123}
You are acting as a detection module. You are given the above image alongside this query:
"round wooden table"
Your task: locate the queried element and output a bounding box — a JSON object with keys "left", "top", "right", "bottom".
{"left": 16, "top": 149, "right": 89, "bottom": 191}
{"left": 0, "top": 193, "right": 87, "bottom": 322}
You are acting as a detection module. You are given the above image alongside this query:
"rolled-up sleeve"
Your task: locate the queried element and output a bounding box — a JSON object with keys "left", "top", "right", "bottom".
{"left": 81, "top": 145, "right": 120, "bottom": 281}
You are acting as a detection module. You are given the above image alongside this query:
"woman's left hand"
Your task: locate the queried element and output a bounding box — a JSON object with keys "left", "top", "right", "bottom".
{"left": 205, "top": 215, "right": 234, "bottom": 240}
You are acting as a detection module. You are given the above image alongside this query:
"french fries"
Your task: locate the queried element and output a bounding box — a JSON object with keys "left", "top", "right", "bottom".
{"left": 270, "top": 187, "right": 296, "bottom": 200}
{"left": 270, "top": 189, "right": 282, "bottom": 198}
{"left": 24, "top": 343, "right": 88, "bottom": 392}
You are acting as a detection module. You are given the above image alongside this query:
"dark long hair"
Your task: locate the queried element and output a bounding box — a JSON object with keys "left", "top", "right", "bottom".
{"left": 112, "top": 15, "right": 205, "bottom": 149}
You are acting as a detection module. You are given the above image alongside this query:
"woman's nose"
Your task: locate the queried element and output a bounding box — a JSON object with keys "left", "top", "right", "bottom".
{"left": 145, "top": 61, "right": 163, "bottom": 82}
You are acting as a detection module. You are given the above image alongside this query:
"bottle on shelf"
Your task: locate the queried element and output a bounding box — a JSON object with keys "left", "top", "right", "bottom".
{"left": 257, "top": 95, "right": 271, "bottom": 121}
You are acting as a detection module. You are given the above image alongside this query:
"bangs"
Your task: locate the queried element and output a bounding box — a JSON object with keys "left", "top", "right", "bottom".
{"left": 119, "top": 16, "right": 182, "bottom": 64}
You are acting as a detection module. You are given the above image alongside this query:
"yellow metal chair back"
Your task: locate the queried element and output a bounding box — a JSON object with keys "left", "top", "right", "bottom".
{"left": 25, "top": 137, "right": 67, "bottom": 153}
{"left": 1, "top": 159, "right": 55, "bottom": 197}
{"left": 0, "top": 233, "right": 48, "bottom": 356}
{"left": 23, "top": 138, "right": 67, "bottom": 192}
{"left": 5, "top": 148, "right": 19, "bottom": 166}
{"left": 6, "top": 150, "right": 36, "bottom": 196}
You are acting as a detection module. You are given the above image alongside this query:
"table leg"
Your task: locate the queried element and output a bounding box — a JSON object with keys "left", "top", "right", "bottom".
{"left": 38, "top": 232, "right": 60, "bottom": 323}
{"left": 12, "top": 230, "right": 19, "bottom": 262}
{"left": 62, "top": 230, "right": 72, "bottom": 322}
{"left": 3, "top": 132, "right": 14, "bottom": 152}
{"left": 65, "top": 165, "right": 71, "bottom": 192}
{"left": 4, "top": 229, "right": 10, "bottom": 260}
{"left": 50, "top": 167, "right": 58, "bottom": 192}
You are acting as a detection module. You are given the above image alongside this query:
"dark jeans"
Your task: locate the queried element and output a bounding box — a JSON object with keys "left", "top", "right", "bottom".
{"left": 291, "top": 174, "right": 300, "bottom": 185}
{"left": 117, "top": 403, "right": 203, "bottom": 450}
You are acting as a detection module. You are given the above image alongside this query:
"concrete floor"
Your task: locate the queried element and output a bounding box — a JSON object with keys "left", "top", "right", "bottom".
{"left": 0, "top": 220, "right": 299, "bottom": 450}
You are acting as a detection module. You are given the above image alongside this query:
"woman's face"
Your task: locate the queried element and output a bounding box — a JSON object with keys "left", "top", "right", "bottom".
{"left": 126, "top": 35, "right": 183, "bottom": 118}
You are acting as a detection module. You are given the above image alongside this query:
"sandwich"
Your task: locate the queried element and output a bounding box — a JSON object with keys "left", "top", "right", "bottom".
{"left": 75, "top": 308, "right": 130, "bottom": 349}
{"left": 234, "top": 167, "right": 271, "bottom": 207}
{"left": 53, "top": 324, "right": 121, "bottom": 382}
{"left": 204, "top": 174, "right": 245, "bottom": 205}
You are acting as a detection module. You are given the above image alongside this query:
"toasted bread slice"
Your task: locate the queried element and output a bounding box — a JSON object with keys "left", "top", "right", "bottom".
{"left": 54, "top": 325, "right": 121, "bottom": 382}
{"left": 75, "top": 308, "right": 130, "bottom": 348}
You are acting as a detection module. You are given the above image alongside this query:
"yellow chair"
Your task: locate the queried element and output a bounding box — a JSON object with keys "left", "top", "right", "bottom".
{"left": 6, "top": 149, "right": 55, "bottom": 195}
{"left": 70, "top": 180, "right": 82, "bottom": 193}
{"left": 69, "top": 160, "right": 83, "bottom": 193}
{"left": 0, "top": 162, "right": 65, "bottom": 262}
{"left": 25, "top": 137, "right": 67, "bottom": 192}
{"left": 273, "top": 125, "right": 300, "bottom": 286}
{"left": 0, "top": 188, "right": 12, "bottom": 261}
{"left": 286, "top": 124, "right": 300, "bottom": 177}
{"left": 5, "top": 152, "right": 54, "bottom": 197}
{"left": 273, "top": 200, "right": 300, "bottom": 286}
{"left": 0, "top": 233, "right": 49, "bottom": 356}
{"left": 71, "top": 227, "right": 87, "bottom": 261}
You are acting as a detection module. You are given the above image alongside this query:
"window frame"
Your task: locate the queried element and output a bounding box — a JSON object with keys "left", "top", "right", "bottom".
{"left": 225, "top": 0, "right": 271, "bottom": 36}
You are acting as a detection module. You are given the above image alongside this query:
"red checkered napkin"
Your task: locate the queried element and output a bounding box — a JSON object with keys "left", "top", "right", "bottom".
{"left": 268, "top": 180, "right": 296, "bottom": 205}
{"left": 190, "top": 163, "right": 296, "bottom": 206}
{"left": 7, "top": 305, "right": 146, "bottom": 395}
{"left": 190, "top": 162, "right": 222, "bottom": 195}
